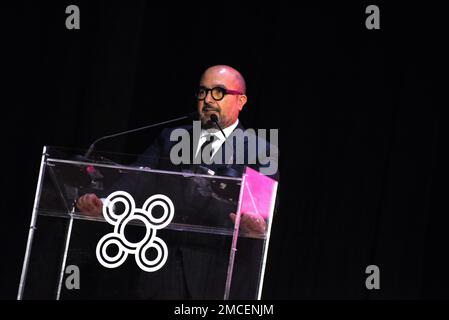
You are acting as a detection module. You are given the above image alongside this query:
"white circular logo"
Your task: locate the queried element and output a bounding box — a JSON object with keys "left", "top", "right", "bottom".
{"left": 96, "top": 191, "right": 175, "bottom": 272}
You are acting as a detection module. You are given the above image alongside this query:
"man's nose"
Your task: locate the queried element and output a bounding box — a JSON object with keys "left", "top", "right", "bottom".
{"left": 204, "top": 90, "right": 215, "bottom": 104}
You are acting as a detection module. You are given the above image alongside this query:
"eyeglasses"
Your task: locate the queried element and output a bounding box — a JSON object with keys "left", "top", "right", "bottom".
{"left": 196, "top": 86, "right": 243, "bottom": 101}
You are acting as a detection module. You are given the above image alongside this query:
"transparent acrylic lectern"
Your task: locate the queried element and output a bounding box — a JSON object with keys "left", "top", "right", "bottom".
{"left": 18, "top": 146, "right": 278, "bottom": 300}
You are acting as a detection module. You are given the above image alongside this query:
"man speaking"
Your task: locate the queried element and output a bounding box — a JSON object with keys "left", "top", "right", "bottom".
{"left": 76, "top": 65, "right": 279, "bottom": 299}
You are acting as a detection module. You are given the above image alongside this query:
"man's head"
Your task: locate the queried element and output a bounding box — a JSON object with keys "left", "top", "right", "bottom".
{"left": 197, "top": 65, "right": 247, "bottom": 129}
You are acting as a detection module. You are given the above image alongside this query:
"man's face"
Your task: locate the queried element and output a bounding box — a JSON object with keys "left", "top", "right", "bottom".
{"left": 197, "top": 67, "right": 247, "bottom": 129}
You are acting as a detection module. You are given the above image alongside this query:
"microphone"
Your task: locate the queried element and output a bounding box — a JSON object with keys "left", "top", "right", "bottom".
{"left": 210, "top": 114, "right": 227, "bottom": 140}
{"left": 209, "top": 114, "right": 241, "bottom": 178}
{"left": 84, "top": 111, "right": 198, "bottom": 158}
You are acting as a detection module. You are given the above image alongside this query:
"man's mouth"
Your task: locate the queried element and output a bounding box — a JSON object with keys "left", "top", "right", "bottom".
{"left": 202, "top": 107, "right": 219, "bottom": 114}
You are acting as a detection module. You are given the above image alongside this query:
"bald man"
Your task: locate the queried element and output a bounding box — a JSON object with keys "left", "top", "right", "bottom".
{"left": 75, "top": 66, "right": 278, "bottom": 299}
{"left": 198, "top": 65, "right": 247, "bottom": 130}
{"left": 77, "top": 65, "right": 278, "bottom": 217}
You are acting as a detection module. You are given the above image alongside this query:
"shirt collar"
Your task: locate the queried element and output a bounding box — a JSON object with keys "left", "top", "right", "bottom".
{"left": 200, "top": 119, "right": 239, "bottom": 142}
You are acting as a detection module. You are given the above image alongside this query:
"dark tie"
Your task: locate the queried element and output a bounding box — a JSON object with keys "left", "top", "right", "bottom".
{"left": 200, "top": 135, "right": 215, "bottom": 163}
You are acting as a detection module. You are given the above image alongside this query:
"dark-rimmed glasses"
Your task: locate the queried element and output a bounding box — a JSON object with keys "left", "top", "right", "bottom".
{"left": 196, "top": 86, "right": 243, "bottom": 101}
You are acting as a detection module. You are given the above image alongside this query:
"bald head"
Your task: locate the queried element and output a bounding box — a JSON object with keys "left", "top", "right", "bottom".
{"left": 197, "top": 65, "right": 248, "bottom": 128}
{"left": 200, "top": 65, "right": 246, "bottom": 94}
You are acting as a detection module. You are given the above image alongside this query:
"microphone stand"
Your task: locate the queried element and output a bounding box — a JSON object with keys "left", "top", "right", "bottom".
{"left": 84, "top": 112, "right": 197, "bottom": 158}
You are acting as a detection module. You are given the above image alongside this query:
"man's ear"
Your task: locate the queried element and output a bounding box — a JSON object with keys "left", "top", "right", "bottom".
{"left": 238, "top": 95, "right": 247, "bottom": 111}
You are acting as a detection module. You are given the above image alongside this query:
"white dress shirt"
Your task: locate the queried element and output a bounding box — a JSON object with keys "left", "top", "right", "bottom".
{"left": 195, "top": 119, "right": 239, "bottom": 158}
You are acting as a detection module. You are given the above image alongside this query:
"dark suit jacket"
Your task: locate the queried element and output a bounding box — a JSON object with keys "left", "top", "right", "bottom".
{"left": 129, "top": 122, "right": 279, "bottom": 299}
{"left": 135, "top": 122, "right": 279, "bottom": 181}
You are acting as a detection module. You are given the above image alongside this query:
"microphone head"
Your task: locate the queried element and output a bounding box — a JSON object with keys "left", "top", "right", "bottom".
{"left": 210, "top": 113, "right": 219, "bottom": 122}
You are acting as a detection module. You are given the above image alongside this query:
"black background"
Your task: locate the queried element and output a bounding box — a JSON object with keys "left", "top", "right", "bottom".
{"left": 1, "top": 2, "right": 446, "bottom": 299}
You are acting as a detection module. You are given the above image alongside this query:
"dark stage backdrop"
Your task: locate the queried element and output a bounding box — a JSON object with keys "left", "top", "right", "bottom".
{"left": 1, "top": 2, "right": 445, "bottom": 299}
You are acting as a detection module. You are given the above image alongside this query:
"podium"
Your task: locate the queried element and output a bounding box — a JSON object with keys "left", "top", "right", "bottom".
{"left": 18, "top": 146, "right": 278, "bottom": 300}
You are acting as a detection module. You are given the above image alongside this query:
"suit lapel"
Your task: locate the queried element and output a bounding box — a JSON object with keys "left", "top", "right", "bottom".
{"left": 211, "top": 122, "right": 246, "bottom": 166}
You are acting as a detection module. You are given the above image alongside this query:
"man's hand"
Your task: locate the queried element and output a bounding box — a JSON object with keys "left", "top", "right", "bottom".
{"left": 75, "top": 193, "right": 103, "bottom": 217}
{"left": 229, "top": 212, "right": 267, "bottom": 235}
